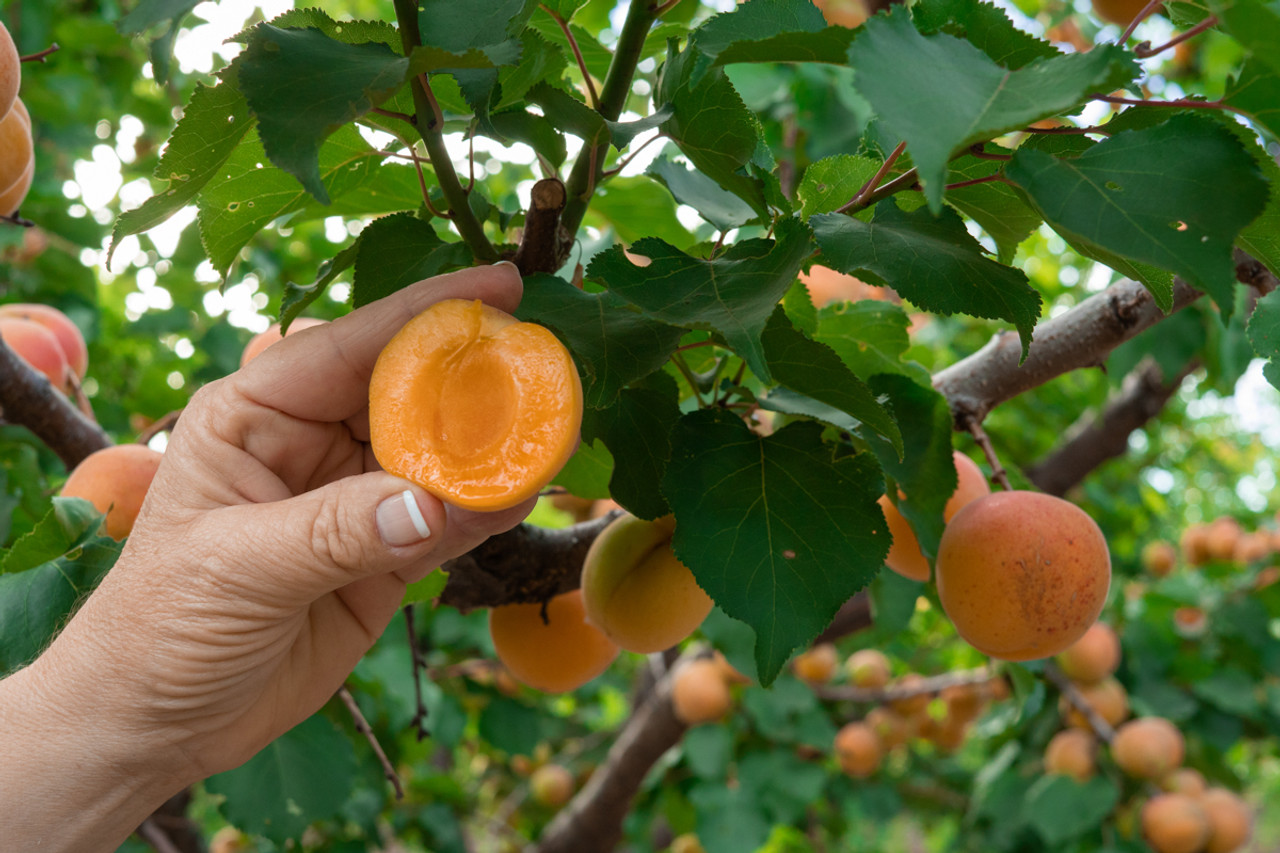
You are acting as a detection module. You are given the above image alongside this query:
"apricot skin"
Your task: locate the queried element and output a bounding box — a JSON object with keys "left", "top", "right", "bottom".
{"left": 1199, "top": 787, "right": 1252, "bottom": 853}
{"left": 1142, "top": 793, "right": 1211, "bottom": 853}
{"left": 529, "top": 764, "right": 574, "bottom": 808}
{"left": 0, "top": 316, "right": 69, "bottom": 388}
{"left": 793, "top": 643, "right": 838, "bottom": 684}
{"left": 881, "top": 451, "right": 990, "bottom": 582}
{"left": 846, "top": 649, "right": 891, "bottom": 689}
{"left": 60, "top": 444, "right": 164, "bottom": 540}
{"left": 671, "top": 658, "right": 732, "bottom": 725}
{"left": 936, "top": 491, "right": 1111, "bottom": 661}
{"left": 1091, "top": 0, "right": 1153, "bottom": 26}
{"left": 1142, "top": 540, "right": 1177, "bottom": 577}
{"left": 1112, "top": 717, "right": 1184, "bottom": 780}
{"left": 488, "top": 590, "right": 619, "bottom": 693}
{"left": 1055, "top": 622, "right": 1121, "bottom": 684}
{"left": 1060, "top": 676, "right": 1130, "bottom": 730}
{"left": 370, "top": 299, "right": 582, "bottom": 512}
{"left": 0, "top": 303, "right": 89, "bottom": 379}
{"left": 1045, "top": 728, "right": 1097, "bottom": 782}
{"left": 0, "top": 23, "right": 19, "bottom": 119}
{"left": 240, "top": 317, "right": 328, "bottom": 367}
{"left": 798, "top": 264, "right": 883, "bottom": 307}
{"left": 0, "top": 102, "right": 32, "bottom": 195}
{"left": 580, "top": 513, "right": 712, "bottom": 654}
{"left": 0, "top": 155, "right": 31, "bottom": 216}
{"left": 834, "top": 721, "right": 882, "bottom": 777}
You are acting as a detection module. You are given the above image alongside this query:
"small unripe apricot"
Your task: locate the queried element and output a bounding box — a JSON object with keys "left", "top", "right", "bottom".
{"left": 1142, "top": 793, "right": 1211, "bottom": 853}
{"left": 1044, "top": 728, "right": 1097, "bottom": 782}
{"left": 881, "top": 451, "right": 990, "bottom": 582}
{"left": 1112, "top": 717, "right": 1184, "bottom": 780}
{"left": 1060, "top": 677, "right": 1130, "bottom": 729}
{"left": 581, "top": 513, "right": 712, "bottom": 654}
{"left": 240, "top": 317, "right": 328, "bottom": 366}
{"left": 530, "top": 763, "right": 574, "bottom": 808}
{"left": 793, "top": 643, "right": 839, "bottom": 684}
{"left": 1199, "top": 787, "right": 1252, "bottom": 853}
{"left": 370, "top": 299, "right": 583, "bottom": 512}
{"left": 60, "top": 444, "right": 164, "bottom": 540}
{"left": 489, "top": 590, "right": 619, "bottom": 693}
{"left": 936, "top": 491, "right": 1111, "bottom": 661}
{"left": 845, "top": 648, "right": 891, "bottom": 689}
{"left": 1142, "top": 540, "right": 1177, "bottom": 577}
{"left": 0, "top": 303, "right": 89, "bottom": 380}
{"left": 1, "top": 316, "right": 70, "bottom": 388}
{"left": 671, "top": 658, "right": 733, "bottom": 725}
{"left": 1056, "top": 622, "right": 1121, "bottom": 684}
{"left": 834, "top": 721, "right": 882, "bottom": 777}
{"left": 1162, "top": 767, "right": 1207, "bottom": 797}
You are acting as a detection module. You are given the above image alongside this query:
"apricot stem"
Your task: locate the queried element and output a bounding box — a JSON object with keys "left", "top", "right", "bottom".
{"left": 962, "top": 417, "right": 1012, "bottom": 491}
{"left": 813, "top": 665, "right": 999, "bottom": 704}
{"left": 1117, "top": 0, "right": 1167, "bottom": 43}
{"left": 540, "top": 4, "right": 599, "bottom": 110}
{"left": 838, "top": 140, "right": 907, "bottom": 214}
{"left": 19, "top": 43, "right": 57, "bottom": 63}
{"left": 1134, "top": 16, "right": 1218, "bottom": 58}
{"left": 1044, "top": 662, "right": 1117, "bottom": 743}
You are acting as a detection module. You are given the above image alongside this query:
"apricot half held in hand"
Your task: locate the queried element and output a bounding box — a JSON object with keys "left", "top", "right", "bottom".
{"left": 935, "top": 491, "right": 1111, "bottom": 661}
{"left": 369, "top": 298, "right": 583, "bottom": 511}
{"left": 581, "top": 513, "right": 712, "bottom": 654}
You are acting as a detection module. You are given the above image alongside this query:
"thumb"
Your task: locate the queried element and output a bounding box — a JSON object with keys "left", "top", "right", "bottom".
{"left": 218, "top": 472, "right": 448, "bottom": 605}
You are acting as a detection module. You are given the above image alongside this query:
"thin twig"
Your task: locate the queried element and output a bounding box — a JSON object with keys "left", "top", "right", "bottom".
{"left": 339, "top": 685, "right": 406, "bottom": 800}
{"left": 963, "top": 418, "right": 1013, "bottom": 491}
{"left": 1134, "top": 16, "right": 1217, "bottom": 57}
{"left": 837, "top": 140, "right": 907, "bottom": 214}
{"left": 1092, "top": 93, "right": 1242, "bottom": 114}
{"left": 945, "top": 174, "right": 1010, "bottom": 191}
{"left": 370, "top": 106, "right": 415, "bottom": 124}
{"left": 968, "top": 143, "right": 1012, "bottom": 162}
{"left": 1043, "top": 662, "right": 1117, "bottom": 744}
{"left": 669, "top": 352, "right": 708, "bottom": 408}
{"left": 136, "top": 409, "right": 182, "bottom": 445}
{"left": 404, "top": 604, "right": 431, "bottom": 741}
{"left": 1020, "top": 124, "right": 1114, "bottom": 136}
{"left": 541, "top": 4, "right": 599, "bottom": 110}
{"left": 1117, "top": 0, "right": 1167, "bottom": 43}
{"left": 19, "top": 43, "right": 58, "bottom": 63}
{"left": 602, "top": 131, "right": 669, "bottom": 178}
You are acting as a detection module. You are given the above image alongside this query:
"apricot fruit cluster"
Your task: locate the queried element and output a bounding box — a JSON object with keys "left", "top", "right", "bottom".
{"left": 936, "top": 490, "right": 1111, "bottom": 660}
{"left": 370, "top": 298, "right": 582, "bottom": 512}
{"left": 0, "top": 23, "right": 32, "bottom": 217}
{"left": 581, "top": 512, "right": 712, "bottom": 654}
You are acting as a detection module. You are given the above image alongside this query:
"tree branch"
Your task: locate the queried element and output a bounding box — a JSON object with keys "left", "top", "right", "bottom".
{"left": 814, "top": 665, "right": 999, "bottom": 704}
{"left": 0, "top": 335, "right": 109, "bottom": 470}
{"left": 511, "top": 178, "right": 572, "bottom": 275}
{"left": 1026, "top": 358, "right": 1195, "bottom": 496}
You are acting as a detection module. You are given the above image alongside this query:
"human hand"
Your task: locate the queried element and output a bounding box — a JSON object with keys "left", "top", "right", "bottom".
{"left": 0, "top": 263, "right": 533, "bottom": 851}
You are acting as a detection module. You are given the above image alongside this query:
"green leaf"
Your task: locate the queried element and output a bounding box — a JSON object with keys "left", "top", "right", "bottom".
{"left": 117, "top": 0, "right": 199, "bottom": 34}
{"left": 813, "top": 300, "right": 930, "bottom": 383}
{"left": 1248, "top": 289, "right": 1280, "bottom": 391}
{"left": 912, "top": 0, "right": 1061, "bottom": 68}
{"left": 646, "top": 156, "right": 760, "bottom": 232}
{"left": 351, "top": 213, "right": 473, "bottom": 309}
{"left": 496, "top": 30, "right": 568, "bottom": 110}
{"left": 869, "top": 567, "right": 920, "bottom": 634}
{"left": 477, "top": 696, "right": 543, "bottom": 755}
{"left": 691, "top": 0, "right": 852, "bottom": 71}
{"left": 795, "top": 154, "right": 881, "bottom": 219}
{"left": 944, "top": 154, "right": 1042, "bottom": 263}
{"left": 1212, "top": 0, "right": 1280, "bottom": 76}
{"left": 235, "top": 8, "right": 400, "bottom": 46}
{"left": 1006, "top": 113, "right": 1271, "bottom": 319}
{"left": 1224, "top": 58, "right": 1280, "bottom": 140}
{"left": 238, "top": 25, "right": 410, "bottom": 203}
{"left": 588, "top": 175, "right": 692, "bottom": 247}
{"left": 419, "top": 0, "right": 536, "bottom": 51}
{"left": 0, "top": 499, "right": 121, "bottom": 676}
{"left": 281, "top": 241, "right": 360, "bottom": 330}
{"left": 847, "top": 6, "right": 1138, "bottom": 211}
{"left": 515, "top": 274, "right": 685, "bottom": 408}
{"left": 110, "top": 81, "right": 253, "bottom": 259}
{"left": 402, "top": 568, "right": 450, "bottom": 607}
{"left": 663, "top": 412, "right": 889, "bottom": 684}
{"left": 1192, "top": 668, "right": 1263, "bottom": 718}
{"left": 1023, "top": 775, "right": 1120, "bottom": 845}
{"left": 588, "top": 218, "right": 813, "bottom": 383}
{"left": 582, "top": 374, "right": 682, "bottom": 520}
{"left": 490, "top": 110, "right": 568, "bottom": 168}
{"left": 198, "top": 126, "right": 406, "bottom": 279}
{"left": 552, "top": 438, "right": 614, "bottom": 501}
{"left": 657, "top": 42, "right": 768, "bottom": 219}
{"left": 525, "top": 82, "right": 609, "bottom": 147}
{"left": 812, "top": 201, "right": 1042, "bottom": 358}
{"left": 206, "top": 714, "right": 357, "bottom": 844}
{"left": 762, "top": 308, "right": 902, "bottom": 456}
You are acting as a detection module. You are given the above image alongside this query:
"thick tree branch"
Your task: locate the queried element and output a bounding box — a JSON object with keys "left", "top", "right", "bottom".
{"left": 531, "top": 656, "right": 689, "bottom": 853}
{"left": 814, "top": 665, "right": 998, "bottom": 705}
{"left": 813, "top": 592, "right": 873, "bottom": 645}
{"left": 1026, "top": 358, "right": 1195, "bottom": 496}
{"left": 511, "top": 178, "right": 572, "bottom": 275}
{"left": 0, "top": 336, "right": 109, "bottom": 470}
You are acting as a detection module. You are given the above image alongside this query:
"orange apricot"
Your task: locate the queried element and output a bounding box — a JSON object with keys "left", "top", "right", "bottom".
{"left": 1199, "top": 787, "right": 1252, "bottom": 853}
{"left": 1091, "top": 0, "right": 1154, "bottom": 26}
{"left": 1142, "top": 793, "right": 1211, "bottom": 853}
{"left": 0, "top": 22, "right": 18, "bottom": 118}
{"left": 936, "top": 491, "right": 1111, "bottom": 661}
{"left": 1173, "top": 606, "right": 1208, "bottom": 638}
{"left": 369, "top": 299, "right": 583, "bottom": 512}
{"left": 0, "top": 315, "right": 69, "bottom": 388}
{"left": 488, "top": 590, "right": 618, "bottom": 693}
{"left": 1205, "top": 517, "right": 1241, "bottom": 562}
{"left": 793, "top": 643, "right": 839, "bottom": 684}
{"left": 888, "top": 673, "right": 933, "bottom": 716}
{"left": 1232, "top": 531, "right": 1270, "bottom": 565}
{"left": 845, "top": 648, "right": 891, "bottom": 689}
{"left": 881, "top": 451, "right": 991, "bottom": 582}
{"left": 671, "top": 658, "right": 733, "bottom": 725}
{"left": 710, "top": 650, "right": 752, "bottom": 685}
{"left": 865, "top": 706, "right": 913, "bottom": 750}
{"left": 1044, "top": 728, "right": 1097, "bottom": 782}
{"left": 60, "top": 444, "right": 164, "bottom": 540}
{"left": 239, "top": 316, "right": 328, "bottom": 367}
{"left": 580, "top": 513, "right": 712, "bottom": 654}
{"left": 0, "top": 101, "right": 32, "bottom": 195}
{"left": 941, "top": 682, "right": 986, "bottom": 723}
{"left": 0, "top": 155, "right": 31, "bottom": 217}
{"left": 834, "top": 721, "right": 882, "bottom": 777}
{"left": 924, "top": 715, "right": 969, "bottom": 753}
{"left": 1055, "top": 622, "right": 1121, "bottom": 684}
{"left": 1112, "top": 717, "right": 1185, "bottom": 780}
{"left": 1180, "top": 525, "right": 1212, "bottom": 566}
{"left": 1060, "top": 676, "right": 1130, "bottom": 729}
{"left": 799, "top": 264, "right": 884, "bottom": 307}
{"left": 1142, "top": 540, "right": 1177, "bottom": 577}
{"left": 0, "top": 303, "right": 89, "bottom": 379}
{"left": 812, "top": 0, "right": 868, "bottom": 28}
{"left": 1162, "top": 767, "right": 1207, "bottom": 797}
{"left": 530, "top": 763, "right": 574, "bottom": 808}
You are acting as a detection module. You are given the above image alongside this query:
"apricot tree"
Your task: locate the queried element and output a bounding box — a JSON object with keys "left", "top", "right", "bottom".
{"left": 1, "top": 0, "right": 1279, "bottom": 851}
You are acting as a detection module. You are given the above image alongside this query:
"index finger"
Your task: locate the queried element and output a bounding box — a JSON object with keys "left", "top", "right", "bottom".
{"left": 233, "top": 263, "right": 524, "bottom": 423}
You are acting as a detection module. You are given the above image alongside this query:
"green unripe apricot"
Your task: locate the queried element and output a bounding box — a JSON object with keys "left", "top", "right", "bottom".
{"left": 581, "top": 513, "right": 713, "bottom": 654}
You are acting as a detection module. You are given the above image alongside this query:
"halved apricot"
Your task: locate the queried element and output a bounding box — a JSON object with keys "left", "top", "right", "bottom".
{"left": 369, "top": 298, "right": 583, "bottom": 511}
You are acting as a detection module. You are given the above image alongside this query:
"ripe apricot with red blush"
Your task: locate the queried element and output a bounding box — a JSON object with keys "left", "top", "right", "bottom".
{"left": 0, "top": 303, "right": 89, "bottom": 379}
{"left": 60, "top": 444, "right": 164, "bottom": 539}
{"left": 936, "top": 491, "right": 1111, "bottom": 661}
{"left": 370, "top": 299, "right": 583, "bottom": 512}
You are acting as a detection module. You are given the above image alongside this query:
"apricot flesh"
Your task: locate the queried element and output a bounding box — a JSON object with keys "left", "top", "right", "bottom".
{"left": 489, "top": 589, "right": 618, "bottom": 693}
{"left": 580, "top": 513, "right": 712, "bottom": 653}
{"left": 0, "top": 303, "right": 89, "bottom": 379}
{"left": 370, "top": 298, "right": 583, "bottom": 512}
{"left": 60, "top": 444, "right": 164, "bottom": 540}
{"left": 936, "top": 491, "right": 1111, "bottom": 661}
{"left": 881, "top": 451, "right": 990, "bottom": 582}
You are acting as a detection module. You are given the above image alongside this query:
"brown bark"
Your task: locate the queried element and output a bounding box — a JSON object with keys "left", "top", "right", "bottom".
{"left": 0, "top": 335, "right": 109, "bottom": 470}
{"left": 511, "top": 178, "right": 572, "bottom": 276}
